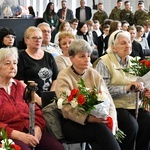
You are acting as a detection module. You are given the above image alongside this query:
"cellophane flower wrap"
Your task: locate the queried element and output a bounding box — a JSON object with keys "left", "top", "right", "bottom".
{"left": 57, "top": 78, "right": 126, "bottom": 142}
{"left": 123, "top": 57, "right": 150, "bottom": 111}
{"left": 0, "top": 128, "right": 21, "bottom": 150}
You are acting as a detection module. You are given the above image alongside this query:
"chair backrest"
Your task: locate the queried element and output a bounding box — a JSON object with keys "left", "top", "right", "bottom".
{"left": 41, "top": 91, "right": 56, "bottom": 108}
{"left": 143, "top": 49, "right": 150, "bottom": 58}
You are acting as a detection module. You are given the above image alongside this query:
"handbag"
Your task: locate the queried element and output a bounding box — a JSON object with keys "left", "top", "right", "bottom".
{"left": 42, "top": 101, "right": 64, "bottom": 140}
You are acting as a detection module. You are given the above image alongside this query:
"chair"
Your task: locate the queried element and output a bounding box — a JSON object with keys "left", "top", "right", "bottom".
{"left": 41, "top": 91, "right": 91, "bottom": 150}
{"left": 143, "top": 49, "right": 150, "bottom": 58}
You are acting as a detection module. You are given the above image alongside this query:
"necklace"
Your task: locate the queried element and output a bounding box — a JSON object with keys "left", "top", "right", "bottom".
{"left": 71, "top": 65, "right": 85, "bottom": 76}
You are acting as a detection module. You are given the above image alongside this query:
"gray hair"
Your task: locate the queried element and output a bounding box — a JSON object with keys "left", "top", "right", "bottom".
{"left": 37, "top": 22, "right": 50, "bottom": 28}
{"left": 0, "top": 47, "right": 18, "bottom": 67}
{"left": 106, "top": 30, "right": 131, "bottom": 53}
{"left": 68, "top": 39, "right": 92, "bottom": 56}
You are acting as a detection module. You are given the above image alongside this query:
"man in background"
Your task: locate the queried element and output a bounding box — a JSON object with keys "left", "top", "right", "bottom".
{"left": 57, "top": 0, "right": 74, "bottom": 24}
{"left": 92, "top": 2, "right": 108, "bottom": 25}
{"left": 120, "top": 1, "right": 134, "bottom": 25}
{"left": 109, "top": 0, "right": 123, "bottom": 21}
{"left": 75, "top": 0, "right": 92, "bottom": 23}
{"left": 37, "top": 22, "right": 62, "bottom": 58}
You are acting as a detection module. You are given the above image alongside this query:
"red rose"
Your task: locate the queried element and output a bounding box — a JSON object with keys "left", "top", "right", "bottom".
{"left": 77, "top": 94, "right": 86, "bottom": 105}
{"left": 140, "top": 59, "right": 147, "bottom": 65}
{"left": 68, "top": 95, "right": 74, "bottom": 102}
{"left": 70, "top": 89, "right": 79, "bottom": 97}
{"left": 10, "top": 144, "right": 21, "bottom": 150}
{"left": 106, "top": 116, "right": 113, "bottom": 131}
{"left": 145, "top": 61, "right": 150, "bottom": 68}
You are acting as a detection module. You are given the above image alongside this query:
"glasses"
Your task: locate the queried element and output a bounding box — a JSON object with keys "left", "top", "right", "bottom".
{"left": 28, "top": 37, "right": 43, "bottom": 41}
{"left": 5, "top": 35, "right": 16, "bottom": 39}
{"left": 42, "top": 30, "right": 51, "bottom": 34}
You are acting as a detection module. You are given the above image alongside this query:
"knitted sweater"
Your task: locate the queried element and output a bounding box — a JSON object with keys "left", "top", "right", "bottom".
{"left": 0, "top": 79, "right": 45, "bottom": 138}
{"left": 56, "top": 66, "right": 117, "bottom": 125}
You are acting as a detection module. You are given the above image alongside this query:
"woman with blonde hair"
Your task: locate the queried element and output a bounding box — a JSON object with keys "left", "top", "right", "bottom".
{"left": 54, "top": 21, "right": 72, "bottom": 45}
{"left": 55, "top": 31, "right": 75, "bottom": 72}
{"left": 15, "top": 26, "right": 58, "bottom": 107}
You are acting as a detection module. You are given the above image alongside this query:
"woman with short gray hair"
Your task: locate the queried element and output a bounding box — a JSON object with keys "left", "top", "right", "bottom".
{"left": 0, "top": 47, "right": 64, "bottom": 150}
{"left": 56, "top": 39, "right": 121, "bottom": 150}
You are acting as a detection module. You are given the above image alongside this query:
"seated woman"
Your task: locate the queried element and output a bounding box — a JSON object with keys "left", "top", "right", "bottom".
{"left": 15, "top": 26, "right": 58, "bottom": 107}
{"left": 54, "top": 21, "right": 72, "bottom": 45}
{"left": 0, "top": 47, "right": 64, "bottom": 150}
{"left": 76, "top": 22, "right": 98, "bottom": 64}
{"left": 55, "top": 31, "right": 75, "bottom": 72}
{"left": 0, "top": 27, "right": 16, "bottom": 48}
{"left": 55, "top": 39, "right": 121, "bottom": 150}
{"left": 94, "top": 30, "right": 150, "bottom": 150}
{"left": 135, "top": 25, "right": 150, "bottom": 50}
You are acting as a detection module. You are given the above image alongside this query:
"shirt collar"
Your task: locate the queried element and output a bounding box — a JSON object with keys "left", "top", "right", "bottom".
{"left": 0, "top": 78, "right": 17, "bottom": 88}
{"left": 114, "top": 52, "right": 129, "bottom": 68}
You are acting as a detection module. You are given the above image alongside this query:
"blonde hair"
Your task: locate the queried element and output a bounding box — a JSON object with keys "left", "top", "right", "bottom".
{"left": 58, "top": 31, "right": 75, "bottom": 47}
{"left": 24, "top": 26, "right": 42, "bottom": 39}
{"left": 59, "top": 21, "right": 70, "bottom": 32}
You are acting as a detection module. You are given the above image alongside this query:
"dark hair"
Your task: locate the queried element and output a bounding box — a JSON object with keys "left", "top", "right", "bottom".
{"left": 28, "top": 6, "right": 35, "bottom": 17}
{"left": 124, "top": 1, "right": 130, "bottom": 5}
{"left": 44, "top": 2, "right": 55, "bottom": 16}
{"left": 117, "top": 0, "right": 123, "bottom": 3}
{"left": 70, "top": 18, "right": 79, "bottom": 24}
{"left": 0, "top": 27, "right": 16, "bottom": 48}
{"left": 77, "top": 22, "right": 88, "bottom": 35}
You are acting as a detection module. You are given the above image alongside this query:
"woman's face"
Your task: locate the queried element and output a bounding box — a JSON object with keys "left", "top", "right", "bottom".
{"left": 60, "top": 36, "right": 74, "bottom": 56}
{"left": 0, "top": 56, "right": 17, "bottom": 80}
{"left": 70, "top": 52, "right": 91, "bottom": 70}
{"left": 137, "top": 28, "right": 144, "bottom": 37}
{"left": 25, "top": 30, "right": 43, "bottom": 49}
{"left": 50, "top": 4, "right": 54, "bottom": 10}
{"left": 3, "top": 34, "right": 15, "bottom": 46}
{"left": 63, "top": 23, "right": 70, "bottom": 31}
{"left": 80, "top": 24, "right": 88, "bottom": 34}
{"left": 113, "top": 36, "right": 132, "bottom": 58}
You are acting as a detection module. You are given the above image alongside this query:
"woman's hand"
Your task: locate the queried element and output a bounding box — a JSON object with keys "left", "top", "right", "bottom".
{"left": 11, "top": 130, "right": 39, "bottom": 148}
{"left": 143, "top": 88, "right": 150, "bottom": 98}
{"left": 34, "top": 125, "right": 42, "bottom": 141}
{"left": 87, "top": 115, "right": 109, "bottom": 124}
{"left": 126, "top": 81, "right": 144, "bottom": 92}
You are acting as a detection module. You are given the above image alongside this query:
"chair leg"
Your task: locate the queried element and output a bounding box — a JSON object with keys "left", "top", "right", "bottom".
{"left": 82, "top": 142, "right": 86, "bottom": 150}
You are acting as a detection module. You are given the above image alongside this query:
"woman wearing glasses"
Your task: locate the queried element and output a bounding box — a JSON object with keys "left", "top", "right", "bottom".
{"left": 15, "top": 26, "right": 58, "bottom": 107}
{"left": 0, "top": 27, "right": 16, "bottom": 48}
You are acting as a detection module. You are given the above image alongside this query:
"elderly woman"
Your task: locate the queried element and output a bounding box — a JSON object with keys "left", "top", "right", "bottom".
{"left": 15, "top": 26, "right": 58, "bottom": 107}
{"left": 55, "top": 31, "right": 75, "bottom": 72}
{"left": 0, "top": 47, "right": 64, "bottom": 150}
{"left": 55, "top": 39, "right": 121, "bottom": 150}
{"left": 94, "top": 30, "right": 150, "bottom": 150}
{"left": 0, "top": 27, "right": 16, "bottom": 48}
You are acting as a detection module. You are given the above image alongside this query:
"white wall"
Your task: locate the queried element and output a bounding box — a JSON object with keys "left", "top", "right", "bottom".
{"left": 35, "top": 0, "right": 150, "bottom": 18}
{"left": 4, "top": 0, "right": 150, "bottom": 18}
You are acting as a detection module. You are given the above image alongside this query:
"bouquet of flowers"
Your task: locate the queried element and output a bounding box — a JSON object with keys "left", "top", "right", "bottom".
{"left": 57, "top": 78, "right": 126, "bottom": 142}
{"left": 123, "top": 57, "right": 150, "bottom": 111}
{"left": 0, "top": 128, "right": 21, "bottom": 150}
